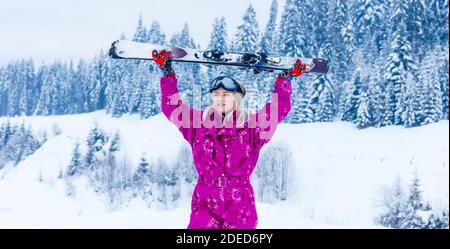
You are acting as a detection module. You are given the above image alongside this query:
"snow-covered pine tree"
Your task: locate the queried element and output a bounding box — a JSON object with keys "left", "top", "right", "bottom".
{"left": 438, "top": 45, "right": 449, "bottom": 120}
{"left": 130, "top": 20, "right": 162, "bottom": 116}
{"left": 428, "top": 0, "right": 449, "bottom": 46}
{"left": 0, "top": 121, "right": 13, "bottom": 150}
{"left": 207, "top": 16, "right": 229, "bottom": 79}
{"left": 405, "top": 0, "right": 427, "bottom": 58}
{"left": 87, "top": 52, "right": 109, "bottom": 111}
{"left": 53, "top": 62, "right": 72, "bottom": 115}
{"left": 0, "top": 121, "right": 16, "bottom": 167}
{"left": 356, "top": 89, "right": 371, "bottom": 128}
{"left": 143, "top": 21, "right": 167, "bottom": 116}
{"left": 256, "top": 0, "right": 279, "bottom": 120}
{"left": 110, "top": 56, "right": 132, "bottom": 117}
{"left": 418, "top": 48, "right": 443, "bottom": 125}
{"left": 377, "top": 177, "right": 406, "bottom": 228}
{"left": 401, "top": 171, "right": 427, "bottom": 228}
{"left": 367, "top": 56, "right": 386, "bottom": 127}
{"left": 128, "top": 66, "right": 147, "bottom": 114}
{"left": 234, "top": 4, "right": 260, "bottom": 54}
{"left": 259, "top": 0, "right": 278, "bottom": 55}
{"left": 276, "top": 0, "right": 312, "bottom": 123}
{"left": 85, "top": 124, "right": 107, "bottom": 172}
{"left": 175, "top": 143, "right": 196, "bottom": 184}
{"left": 402, "top": 73, "right": 419, "bottom": 128}
{"left": 311, "top": 1, "right": 332, "bottom": 61}
{"left": 305, "top": 73, "right": 335, "bottom": 122}
{"left": 67, "top": 141, "right": 82, "bottom": 177}
{"left": 139, "top": 76, "right": 159, "bottom": 119}
{"left": 169, "top": 23, "right": 200, "bottom": 108}
{"left": 132, "top": 14, "right": 148, "bottom": 43}
{"left": 109, "top": 131, "right": 120, "bottom": 153}
{"left": 147, "top": 20, "right": 166, "bottom": 45}
{"left": 233, "top": 4, "right": 261, "bottom": 112}
{"left": 6, "top": 122, "right": 41, "bottom": 165}
{"left": 0, "top": 67, "right": 6, "bottom": 116}
{"left": 116, "top": 156, "right": 132, "bottom": 200}
{"left": 342, "top": 65, "right": 363, "bottom": 122}
{"left": 316, "top": 54, "right": 335, "bottom": 122}
{"left": 278, "top": 0, "right": 308, "bottom": 57}
{"left": 156, "top": 157, "right": 169, "bottom": 208}
{"left": 424, "top": 208, "right": 449, "bottom": 229}
{"left": 384, "top": 0, "right": 416, "bottom": 126}
{"left": 329, "top": 0, "right": 355, "bottom": 114}
{"left": 204, "top": 17, "right": 230, "bottom": 109}
{"left": 17, "top": 59, "right": 36, "bottom": 116}
{"left": 103, "top": 131, "right": 122, "bottom": 209}
{"left": 132, "top": 154, "right": 154, "bottom": 206}
{"left": 75, "top": 59, "right": 90, "bottom": 113}
{"left": 165, "top": 166, "right": 180, "bottom": 204}
{"left": 106, "top": 34, "right": 127, "bottom": 116}
{"left": 254, "top": 142, "right": 294, "bottom": 202}
{"left": 66, "top": 61, "right": 85, "bottom": 114}
{"left": 351, "top": 0, "right": 385, "bottom": 52}
{"left": 2, "top": 62, "right": 19, "bottom": 116}
{"left": 33, "top": 65, "right": 53, "bottom": 115}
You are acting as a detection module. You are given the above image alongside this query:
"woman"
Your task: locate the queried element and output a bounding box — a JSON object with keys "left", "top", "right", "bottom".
{"left": 152, "top": 49, "right": 306, "bottom": 229}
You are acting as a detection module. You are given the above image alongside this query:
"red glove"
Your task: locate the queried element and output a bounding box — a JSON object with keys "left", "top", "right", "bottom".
{"left": 291, "top": 59, "right": 307, "bottom": 77}
{"left": 152, "top": 49, "right": 175, "bottom": 77}
{"left": 277, "top": 59, "right": 307, "bottom": 81}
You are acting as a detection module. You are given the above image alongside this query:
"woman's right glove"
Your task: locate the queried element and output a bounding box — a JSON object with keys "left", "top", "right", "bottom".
{"left": 152, "top": 49, "right": 175, "bottom": 77}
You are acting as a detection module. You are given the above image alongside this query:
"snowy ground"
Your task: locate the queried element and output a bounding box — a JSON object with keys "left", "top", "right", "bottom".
{"left": 0, "top": 111, "right": 448, "bottom": 228}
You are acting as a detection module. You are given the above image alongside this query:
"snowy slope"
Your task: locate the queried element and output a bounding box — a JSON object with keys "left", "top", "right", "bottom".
{"left": 0, "top": 111, "right": 448, "bottom": 228}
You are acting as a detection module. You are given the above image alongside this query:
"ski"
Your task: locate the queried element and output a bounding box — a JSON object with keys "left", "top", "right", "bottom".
{"left": 109, "top": 40, "right": 329, "bottom": 74}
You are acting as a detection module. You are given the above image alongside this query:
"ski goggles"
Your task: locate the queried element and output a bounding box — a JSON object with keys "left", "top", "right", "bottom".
{"left": 209, "top": 76, "right": 245, "bottom": 96}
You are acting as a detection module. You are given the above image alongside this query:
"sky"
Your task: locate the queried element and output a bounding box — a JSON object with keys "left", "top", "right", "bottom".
{"left": 0, "top": 0, "right": 285, "bottom": 66}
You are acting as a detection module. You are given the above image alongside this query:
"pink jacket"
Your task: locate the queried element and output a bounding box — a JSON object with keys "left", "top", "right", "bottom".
{"left": 160, "top": 75, "right": 292, "bottom": 228}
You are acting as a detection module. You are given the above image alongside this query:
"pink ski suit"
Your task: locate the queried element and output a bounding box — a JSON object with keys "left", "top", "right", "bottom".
{"left": 160, "top": 75, "right": 292, "bottom": 229}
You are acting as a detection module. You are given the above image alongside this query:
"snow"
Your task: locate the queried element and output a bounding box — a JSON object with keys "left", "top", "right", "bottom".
{"left": 0, "top": 110, "right": 448, "bottom": 228}
{"left": 113, "top": 40, "right": 167, "bottom": 59}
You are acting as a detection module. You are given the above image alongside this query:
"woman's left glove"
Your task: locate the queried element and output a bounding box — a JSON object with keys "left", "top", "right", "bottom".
{"left": 277, "top": 59, "right": 307, "bottom": 81}
{"left": 152, "top": 49, "right": 175, "bottom": 77}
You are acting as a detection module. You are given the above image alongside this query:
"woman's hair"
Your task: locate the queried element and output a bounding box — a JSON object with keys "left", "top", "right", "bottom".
{"left": 202, "top": 90, "right": 249, "bottom": 128}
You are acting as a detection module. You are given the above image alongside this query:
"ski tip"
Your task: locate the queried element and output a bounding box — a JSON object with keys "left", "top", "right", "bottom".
{"left": 109, "top": 40, "right": 121, "bottom": 59}
{"left": 311, "top": 58, "right": 329, "bottom": 74}
{"left": 170, "top": 46, "right": 188, "bottom": 58}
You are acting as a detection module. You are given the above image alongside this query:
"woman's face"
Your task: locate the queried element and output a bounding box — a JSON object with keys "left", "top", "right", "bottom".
{"left": 212, "top": 87, "right": 238, "bottom": 115}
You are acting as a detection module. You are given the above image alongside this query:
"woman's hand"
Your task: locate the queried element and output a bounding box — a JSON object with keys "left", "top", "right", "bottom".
{"left": 152, "top": 49, "right": 175, "bottom": 77}
{"left": 277, "top": 59, "right": 307, "bottom": 80}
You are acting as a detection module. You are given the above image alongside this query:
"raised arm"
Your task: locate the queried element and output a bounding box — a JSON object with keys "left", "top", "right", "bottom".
{"left": 251, "top": 59, "right": 306, "bottom": 148}
{"left": 153, "top": 50, "right": 197, "bottom": 146}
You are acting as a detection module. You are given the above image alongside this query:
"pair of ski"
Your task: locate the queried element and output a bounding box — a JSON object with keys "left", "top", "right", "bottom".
{"left": 109, "top": 40, "right": 329, "bottom": 75}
